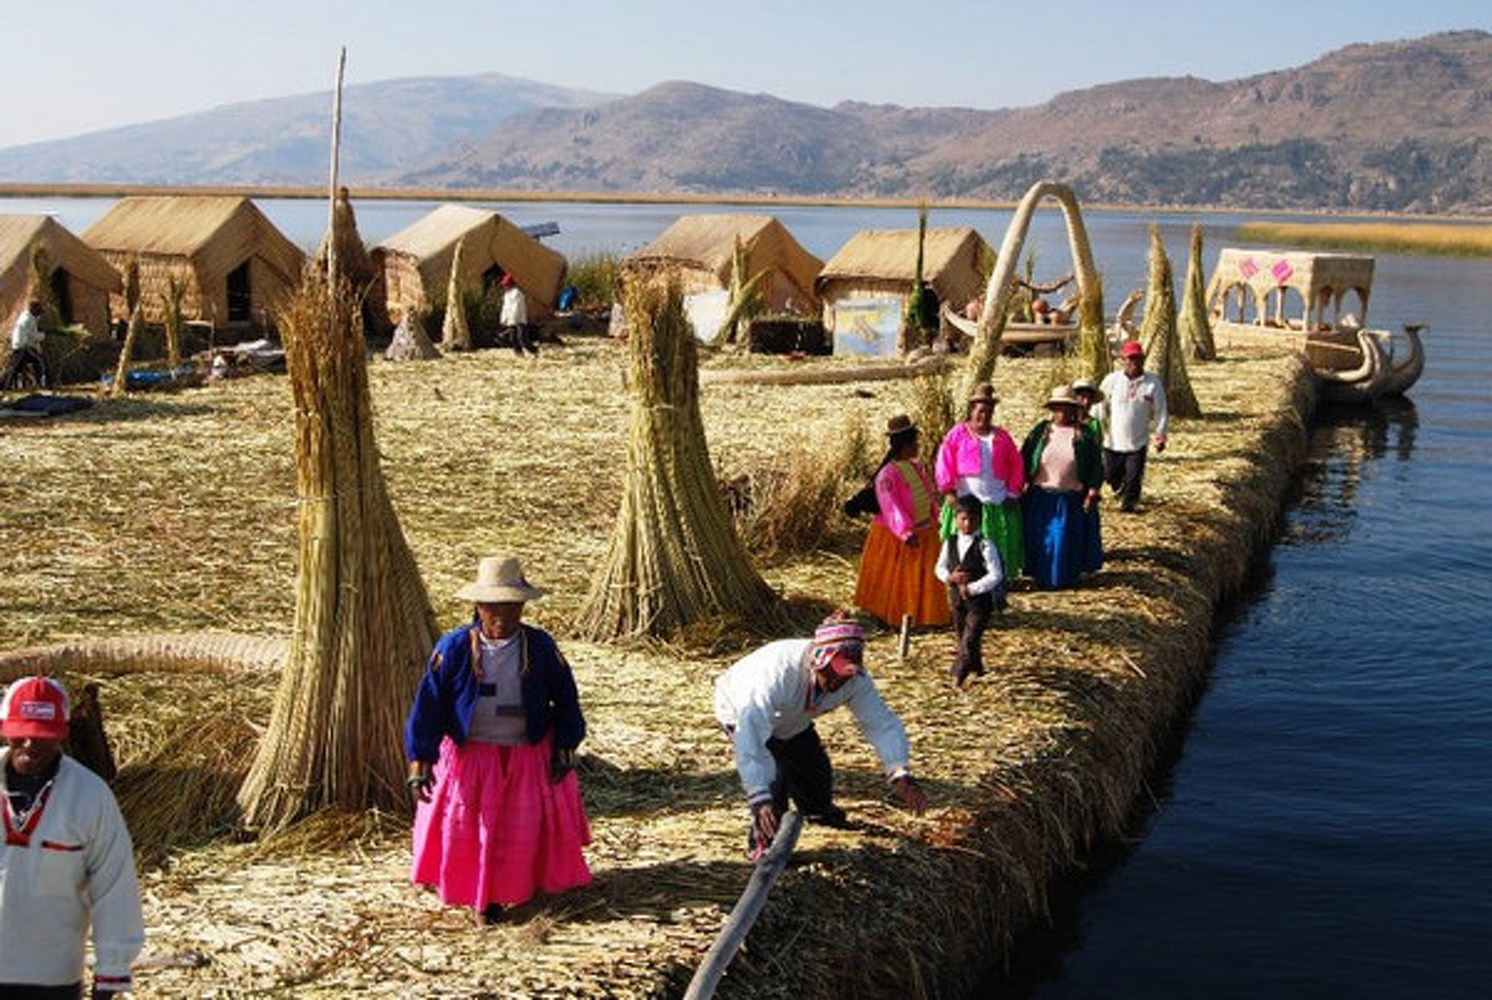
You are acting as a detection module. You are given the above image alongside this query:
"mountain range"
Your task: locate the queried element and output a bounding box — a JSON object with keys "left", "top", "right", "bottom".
{"left": 2, "top": 30, "right": 1490, "bottom": 214}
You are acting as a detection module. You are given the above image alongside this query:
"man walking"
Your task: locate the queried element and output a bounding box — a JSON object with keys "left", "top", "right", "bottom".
{"left": 1096, "top": 340, "right": 1169, "bottom": 512}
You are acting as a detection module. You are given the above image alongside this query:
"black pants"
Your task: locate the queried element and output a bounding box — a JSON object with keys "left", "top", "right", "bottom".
{"left": 499, "top": 323, "right": 539, "bottom": 356}
{"left": 764, "top": 725, "right": 836, "bottom": 818}
{"left": 0, "top": 983, "right": 82, "bottom": 999}
{"left": 950, "top": 590, "right": 992, "bottom": 682}
{"left": 1103, "top": 446, "right": 1148, "bottom": 512}
{"left": 4, "top": 346, "right": 48, "bottom": 388}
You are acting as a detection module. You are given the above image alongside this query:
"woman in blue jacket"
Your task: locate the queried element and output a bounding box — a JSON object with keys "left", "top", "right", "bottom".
{"left": 405, "top": 555, "right": 590, "bottom": 923}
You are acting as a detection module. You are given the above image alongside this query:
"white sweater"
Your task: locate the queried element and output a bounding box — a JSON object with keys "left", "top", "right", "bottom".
{"left": 0, "top": 753, "right": 144, "bottom": 990}
{"left": 713, "top": 639, "right": 911, "bottom": 806}
{"left": 1096, "top": 370, "right": 1170, "bottom": 452}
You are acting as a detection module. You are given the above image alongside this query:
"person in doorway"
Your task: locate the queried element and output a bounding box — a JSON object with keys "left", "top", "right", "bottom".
{"left": 1095, "top": 340, "right": 1169, "bottom": 513}
{"left": 405, "top": 554, "right": 591, "bottom": 924}
{"left": 713, "top": 615, "right": 927, "bottom": 857}
{"left": 0, "top": 675, "right": 145, "bottom": 997}
{"left": 498, "top": 274, "right": 538, "bottom": 356}
{"left": 6, "top": 300, "right": 48, "bottom": 389}
{"left": 935, "top": 494, "right": 1007, "bottom": 686}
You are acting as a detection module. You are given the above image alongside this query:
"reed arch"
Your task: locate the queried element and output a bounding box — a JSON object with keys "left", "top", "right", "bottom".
{"left": 963, "top": 180, "right": 1103, "bottom": 399}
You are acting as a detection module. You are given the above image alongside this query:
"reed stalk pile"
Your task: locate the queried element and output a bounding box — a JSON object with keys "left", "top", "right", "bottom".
{"left": 1139, "top": 225, "right": 1201, "bottom": 418}
{"left": 1178, "top": 223, "right": 1216, "bottom": 362}
{"left": 236, "top": 269, "right": 438, "bottom": 830}
{"left": 576, "top": 271, "right": 783, "bottom": 639}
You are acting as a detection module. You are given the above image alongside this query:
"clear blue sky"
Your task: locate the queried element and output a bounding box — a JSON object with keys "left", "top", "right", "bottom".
{"left": 10, "top": 0, "right": 1488, "bottom": 145}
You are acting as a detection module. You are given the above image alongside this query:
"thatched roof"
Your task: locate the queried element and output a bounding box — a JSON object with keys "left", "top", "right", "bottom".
{"left": 375, "top": 204, "right": 567, "bottom": 307}
{"left": 816, "top": 227, "right": 994, "bottom": 309}
{"left": 82, "top": 196, "right": 305, "bottom": 287}
{"left": 629, "top": 214, "right": 822, "bottom": 301}
{"left": 0, "top": 214, "right": 122, "bottom": 305}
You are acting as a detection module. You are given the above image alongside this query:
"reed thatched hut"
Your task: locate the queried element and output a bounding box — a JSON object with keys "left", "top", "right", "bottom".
{"left": 0, "top": 215, "right": 121, "bottom": 337}
{"left": 82, "top": 196, "right": 304, "bottom": 334}
{"left": 371, "top": 204, "right": 567, "bottom": 324}
{"left": 624, "top": 214, "right": 822, "bottom": 334}
{"left": 816, "top": 227, "right": 994, "bottom": 356}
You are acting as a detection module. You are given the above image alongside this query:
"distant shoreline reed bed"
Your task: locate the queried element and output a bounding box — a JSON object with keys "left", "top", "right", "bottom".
{"left": 1239, "top": 220, "right": 1492, "bottom": 257}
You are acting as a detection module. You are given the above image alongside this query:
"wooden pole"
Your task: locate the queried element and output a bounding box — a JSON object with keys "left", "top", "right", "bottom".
{"left": 898, "top": 613, "right": 913, "bottom": 659}
{"left": 326, "top": 46, "right": 346, "bottom": 297}
{"left": 684, "top": 809, "right": 803, "bottom": 1000}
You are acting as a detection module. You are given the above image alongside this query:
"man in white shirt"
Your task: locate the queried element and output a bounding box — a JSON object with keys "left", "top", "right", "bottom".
{"left": 1095, "top": 340, "right": 1169, "bottom": 512}
{"left": 498, "top": 274, "right": 537, "bottom": 356}
{"left": 713, "top": 616, "right": 927, "bottom": 857}
{"left": 6, "top": 300, "right": 48, "bottom": 388}
{"left": 0, "top": 675, "right": 144, "bottom": 997}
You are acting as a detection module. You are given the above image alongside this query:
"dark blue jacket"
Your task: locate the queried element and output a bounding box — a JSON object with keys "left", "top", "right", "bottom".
{"left": 404, "top": 622, "right": 586, "bottom": 763}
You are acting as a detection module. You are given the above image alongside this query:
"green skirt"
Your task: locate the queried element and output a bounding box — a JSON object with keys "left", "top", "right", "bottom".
{"left": 939, "top": 497, "right": 1025, "bottom": 578}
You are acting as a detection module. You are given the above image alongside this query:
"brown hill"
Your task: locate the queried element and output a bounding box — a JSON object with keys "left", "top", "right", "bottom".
{"left": 403, "top": 30, "right": 1492, "bottom": 213}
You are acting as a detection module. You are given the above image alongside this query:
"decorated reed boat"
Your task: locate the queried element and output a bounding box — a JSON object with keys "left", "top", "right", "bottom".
{"left": 1205, "top": 248, "right": 1424, "bottom": 401}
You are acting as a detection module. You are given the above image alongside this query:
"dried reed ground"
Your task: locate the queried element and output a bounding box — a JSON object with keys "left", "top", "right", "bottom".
{"left": 0, "top": 339, "right": 1312, "bottom": 998}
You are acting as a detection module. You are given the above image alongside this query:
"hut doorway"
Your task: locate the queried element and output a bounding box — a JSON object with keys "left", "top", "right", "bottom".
{"left": 227, "top": 261, "right": 252, "bottom": 324}
{"left": 480, "top": 263, "right": 508, "bottom": 295}
{"left": 49, "top": 267, "right": 74, "bottom": 325}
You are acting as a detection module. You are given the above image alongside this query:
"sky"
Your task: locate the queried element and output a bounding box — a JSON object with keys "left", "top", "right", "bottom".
{"left": 9, "top": 0, "right": 1489, "bottom": 145}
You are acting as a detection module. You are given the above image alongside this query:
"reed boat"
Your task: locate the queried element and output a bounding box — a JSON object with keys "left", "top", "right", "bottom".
{"left": 1205, "top": 248, "right": 1424, "bottom": 400}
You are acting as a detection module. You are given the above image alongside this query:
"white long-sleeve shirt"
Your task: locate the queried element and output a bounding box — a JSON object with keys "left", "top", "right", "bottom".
{"left": 934, "top": 532, "right": 1005, "bottom": 596}
{"left": 9, "top": 309, "right": 41, "bottom": 351}
{"left": 500, "top": 286, "right": 528, "bottom": 326}
{"left": 0, "top": 753, "right": 144, "bottom": 991}
{"left": 713, "top": 639, "right": 911, "bottom": 807}
{"left": 1096, "top": 370, "right": 1169, "bottom": 452}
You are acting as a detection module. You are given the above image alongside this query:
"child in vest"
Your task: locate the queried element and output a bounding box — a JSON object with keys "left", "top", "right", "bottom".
{"left": 935, "top": 493, "right": 1007, "bottom": 686}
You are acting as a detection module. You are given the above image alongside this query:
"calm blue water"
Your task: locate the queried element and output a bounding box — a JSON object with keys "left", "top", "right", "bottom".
{"left": 8, "top": 194, "right": 1489, "bottom": 994}
{"left": 988, "top": 255, "right": 1492, "bottom": 998}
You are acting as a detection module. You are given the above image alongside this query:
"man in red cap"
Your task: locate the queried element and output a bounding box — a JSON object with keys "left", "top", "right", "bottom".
{"left": 497, "top": 272, "right": 538, "bottom": 356}
{"left": 1095, "top": 339, "right": 1170, "bottom": 512}
{"left": 713, "top": 615, "right": 927, "bottom": 857}
{"left": 0, "top": 675, "right": 143, "bottom": 998}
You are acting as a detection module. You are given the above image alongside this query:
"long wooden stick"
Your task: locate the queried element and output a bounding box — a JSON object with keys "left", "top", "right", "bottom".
{"left": 684, "top": 809, "right": 803, "bottom": 1000}
{"left": 326, "top": 46, "right": 346, "bottom": 296}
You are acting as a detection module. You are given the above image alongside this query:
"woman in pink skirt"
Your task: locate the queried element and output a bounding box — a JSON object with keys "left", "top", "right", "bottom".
{"left": 404, "top": 554, "right": 591, "bottom": 923}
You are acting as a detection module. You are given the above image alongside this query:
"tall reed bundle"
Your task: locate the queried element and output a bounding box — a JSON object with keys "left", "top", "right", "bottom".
{"left": 1139, "top": 225, "right": 1201, "bottom": 418}
{"left": 1076, "top": 271, "right": 1110, "bottom": 386}
{"left": 109, "top": 304, "right": 144, "bottom": 399}
{"left": 317, "top": 186, "right": 375, "bottom": 295}
{"left": 575, "top": 271, "right": 784, "bottom": 640}
{"left": 1178, "top": 223, "right": 1216, "bottom": 362}
{"left": 27, "top": 243, "right": 60, "bottom": 329}
{"left": 439, "top": 236, "right": 472, "bottom": 352}
{"left": 713, "top": 235, "right": 767, "bottom": 347}
{"left": 236, "top": 268, "right": 438, "bottom": 831}
{"left": 162, "top": 271, "right": 186, "bottom": 369}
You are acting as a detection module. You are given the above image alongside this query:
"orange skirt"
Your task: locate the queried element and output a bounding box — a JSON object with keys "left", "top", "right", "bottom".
{"left": 854, "top": 520, "right": 951, "bottom": 627}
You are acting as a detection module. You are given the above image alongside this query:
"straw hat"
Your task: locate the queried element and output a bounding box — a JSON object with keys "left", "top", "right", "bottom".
{"left": 455, "top": 555, "right": 546, "bottom": 603}
{"left": 885, "top": 414, "right": 918, "bottom": 438}
{"left": 967, "top": 382, "right": 999, "bottom": 406}
{"left": 0, "top": 675, "right": 70, "bottom": 741}
{"left": 1045, "top": 386, "right": 1081, "bottom": 409}
{"left": 1070, "top": 378, "right": 1104, "bottom": 402}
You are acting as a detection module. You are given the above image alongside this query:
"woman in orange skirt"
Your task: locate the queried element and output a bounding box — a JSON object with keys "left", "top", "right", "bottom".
{"left": 854, "top": 415, "right": 951, "bottom": 628}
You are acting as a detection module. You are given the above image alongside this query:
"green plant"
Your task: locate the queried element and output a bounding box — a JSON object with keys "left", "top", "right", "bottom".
{"left": 566, "top": 251, "right": 622, "bottom": 308}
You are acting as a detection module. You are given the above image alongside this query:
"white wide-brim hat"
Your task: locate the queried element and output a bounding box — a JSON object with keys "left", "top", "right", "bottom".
{"left": 455, "top": 554, "right": 546, "bottom": 603}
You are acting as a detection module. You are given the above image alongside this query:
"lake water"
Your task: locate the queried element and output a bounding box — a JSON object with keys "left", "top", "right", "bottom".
{"left": 7, "top": 194, "right": 1489, "bottom": 995}
{"left": 985, "top": 254, "right": 1492, "bottom": 997}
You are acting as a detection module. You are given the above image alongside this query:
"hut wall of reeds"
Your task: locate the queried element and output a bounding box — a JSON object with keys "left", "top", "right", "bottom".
{"left": 371, "top": 204, "right": 567, "bottom": 324}
{"left": 816, "top": 227, "right": 994, "bottom": 351}
{"left": 624, "top": 214, "right": 823, "bottom": 315}
{"left": 82, "top": 196, "right": 304, "bottom": 333}
{"left": 0, "top": 215, "right": 121, "bottom": 337}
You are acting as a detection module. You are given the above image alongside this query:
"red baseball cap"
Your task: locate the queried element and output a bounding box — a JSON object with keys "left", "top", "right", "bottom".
{"left": 1120, "top": 340, "right": 1145, "bottom": 358}
{"left": 0, "top": 675, "right": 70, "bottom": 741}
